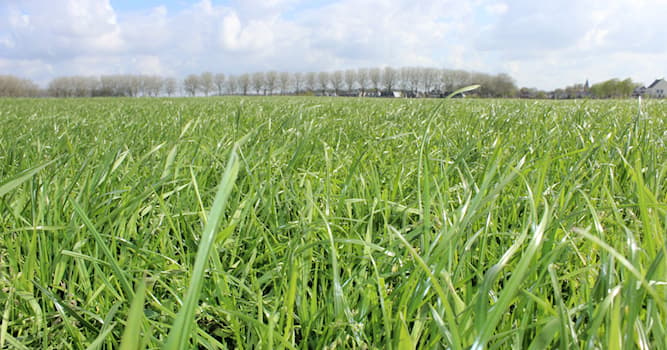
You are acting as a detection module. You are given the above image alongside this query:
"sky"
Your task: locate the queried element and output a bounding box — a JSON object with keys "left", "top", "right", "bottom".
{"left": 1, "top": 0, "right": 666, "bottom": 90}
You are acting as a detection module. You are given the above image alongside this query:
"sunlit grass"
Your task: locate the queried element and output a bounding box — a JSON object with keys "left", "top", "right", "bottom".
{"left": 0, "top": 97, "right": 665, "bottom": 348}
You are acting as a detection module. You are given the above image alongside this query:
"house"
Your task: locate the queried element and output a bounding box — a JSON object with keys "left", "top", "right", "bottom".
{"left": 645, "top": 78, "right": 667, "bottom": 98}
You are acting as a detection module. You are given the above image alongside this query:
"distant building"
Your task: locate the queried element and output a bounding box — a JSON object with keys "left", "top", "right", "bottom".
{"left": 633, "top": 86, "right": 647, "bottom": 97}
{"left": 645, "top": 78, "right": 667, "bottom": 98}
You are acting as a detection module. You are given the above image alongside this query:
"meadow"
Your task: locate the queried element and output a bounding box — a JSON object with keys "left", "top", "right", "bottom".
{"left": 0, "top": 96, "right": 665, "bottom": 349}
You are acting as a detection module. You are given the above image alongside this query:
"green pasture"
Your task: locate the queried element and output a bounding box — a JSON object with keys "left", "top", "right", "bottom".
{"left": 0, "top": 97, "right": 665, "bottom": 349}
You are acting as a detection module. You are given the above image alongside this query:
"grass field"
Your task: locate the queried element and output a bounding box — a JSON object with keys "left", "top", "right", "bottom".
{"left": 1, "top": 97, "right": 666, "bottom": 349}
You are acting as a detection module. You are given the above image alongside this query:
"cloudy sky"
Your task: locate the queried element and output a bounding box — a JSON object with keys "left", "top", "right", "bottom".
{"left": 1, "top": 0, "right": 665, "bottom": 90}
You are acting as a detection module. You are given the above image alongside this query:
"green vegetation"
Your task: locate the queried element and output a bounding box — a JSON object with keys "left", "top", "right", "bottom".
{"left": 589, "top": 78, "right": 639, "bottom": 99}
{"left": 1, "top": 97, "right": 665, "bottom": 349}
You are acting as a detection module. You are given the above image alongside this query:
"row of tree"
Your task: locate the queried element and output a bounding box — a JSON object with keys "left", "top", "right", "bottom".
{"left": 0, "top": 67, "right": 518, "bottom": 98}
{"left": 0, "top": 69, "right": 644, "bottom": 99}
{"left": 0, "top": 75, "right": 41, "bottom": 97}
{"left": 47, "top": 75, "right": 180, "bottom": 98}
{"left": 182, "top": 68, "right": 517, "bottom": 97}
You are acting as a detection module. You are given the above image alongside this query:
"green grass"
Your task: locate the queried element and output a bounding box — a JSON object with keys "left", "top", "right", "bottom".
{"left": 0, "top": 96, "right": 665, "bottom": 349}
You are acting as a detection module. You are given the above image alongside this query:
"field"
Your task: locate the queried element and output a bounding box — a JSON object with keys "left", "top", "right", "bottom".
{"left": 0, "top": 97, "right": 666, "bottom": 349}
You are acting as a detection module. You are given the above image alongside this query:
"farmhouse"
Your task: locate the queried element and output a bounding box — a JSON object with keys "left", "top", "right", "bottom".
{"left": 645, "top": 78, "right": 667, "bottom": 98}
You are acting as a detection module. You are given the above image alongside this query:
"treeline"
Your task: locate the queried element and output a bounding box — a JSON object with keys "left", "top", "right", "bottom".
{"left": 0, "top": 69, "right": 645, "bottom": 99}
{"left": 519, "top": 78, "right": 640, "bottom": 99}
{"left": 181, "top": 68, "right": 518, "bottom": 98}
{"left": 0, "top": 67, "right": 517, "bottom": 98}
{"left": 588, "top": 78, "right": 638, "bottom": 98}
{"left": 0, "top": 75, "right": 41, "bottom": 97}
{"left": 47, "top": 75, "right": 179, "bottom": 97}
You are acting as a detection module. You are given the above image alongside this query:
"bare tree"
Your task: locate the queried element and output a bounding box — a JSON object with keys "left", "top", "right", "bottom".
{"left": 317, "top": 71, "right": 330, "bottom": 94}
{"left": 369, "top": 67, "right": 382, "bottom": 92}
{"left": 408, "top": 67, "right": 420, "bottom": 93}
{"left": 226, "top": 75, "right": 238, "bottom": 94}
{"left": 47, "top": 76, "right": 98, "bottom": 97}
{"left": 184, "top": 74, "right": 199, "bottom": 96}
{"left": 451, "top": 70, "right": 471, "bottom": 90}
{"left": 199, "top": 72, "right": 214, "bottom": 96}
{"left": 344, "top": 69, "right": 357, "bottom": 94}
{"left": 0, "top": 75, "right": 39, "bottom": 97}
{"left": 116, "top": 75, "right": 133, "bottom": 96}
{"left": 47, "top": 77, "right": 69, "bottom": 97}
{"left": 143, "top": 75, "right": 163, "bottom": 97}
{"left": 265, "top": 71, "right": 278, "bottom": 95}
{"left": 293, "top": 72, "right": 304, "bottom": 94}
{"left": 330, "top": 70, "right": 344, "bottom": 95}
{"left": 382, "top": 67, "right": 397, "bottom": 93}
{"left": 99, "top": 75, "right": 117, "bottom": 96}
{"left": 128, "top": 75, "right": 141, "bottom": 97}
{"left": 399, "top": 67, "right": 411, "bottom": 91}
{"left": 357, "top": 68, "right": 369, "bottom": 95}
{"left": 251, "top": 72, "right": 265, "bottom": 95}
{"left": 164, "top": 77, "right": 178, "bottom": 97}
{"left": 137, "top": 75, "right": 147, "bottom": 96}
{"left": 238, "top": 73, "right": 250, "bottom": 95}
{"left": 420, "top": 68, "right": 438, "bottom": 94}
{"left": 439, "top": 69, "right": 455, "bottom": 93}
{"left": 278, "top": 72, "right": 291, "bottom": 95}
{"left": 305, "top": 72, "right": 317, "bottom": 93}
{"left": 214, "top": 73, "right": 226, "bottom": 96}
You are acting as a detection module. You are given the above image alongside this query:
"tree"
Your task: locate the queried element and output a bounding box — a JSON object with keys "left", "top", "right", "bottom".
{"left": 184, "top": 74, "right": 199, "bottom": 96}
{"left": 369, "top": 67, "right": 382, "bottom": 92}
{"left": 117, "top": 75, "right": 134, "bottom": 96}
{"left": 382, "top": 67, "right": 397, "bottom": 93}
{"left": 317, "top": 71, "right": 329, "bottom": 94}
{"left": 407, "top": 67, "right": 420, "bottom": 93}
{"left": 238, "top": 74, "right": 250, "bottom": 95}
{"left": 214, "top": 73, "right": 226, "bottom": 95}
{"left": 251, "top": 72, "right": 264, "bottom": 95}
{"left": 47, "top": 76, "right": 98, "bottom": 97}
{"left": 265, "top": 71, "right": 278, "bottom": 95}
{"left": 278, "top": 72, "right": 291, "bottom": 95}
{"left": 439, "top": 69, "right": 455, "bottom": 93}
{"left": 398, "top": 67, "right": 410, "bottom": 91}
{"left": 420, "top": 67, "right": 438, "bottom": 94}
{"left": 451, "top": 70, "right": 471, "bottom": 90}
{"left": 589, "top": 78, "right": 638, "bottom": 98}
{"left": 357, "top": 68, "right": 369, "bottom": 95}
{"left": 0, "top": 75, "right": 39, "bottom": 97}
{"left": 293, "top": 72, "right": 304, "bottom": 94}
{"left": 490, "top": 73, "right": 517, "bottom": 97}
{"left": 164, "top": 77, "right": 178, "bottom": 97}
{"left": 344, "top": 69, "right": 357, "bottom": 94}
{"left": 304, "top": 72, "right": 317, "bottom": 93}
{"left": 330, "top": 70, "right": 344, "bottom": 95}
{"left": 226, "top": 75, "right": 238, "bottom": 94}
{"left": 143, "top": 75, "right": 163, "bottom": 97}
{"left": 128, "top": 75, "right": 141, "bottom": 97}
{"left": 199, "top": 72, "right": 214, "bottom": 96}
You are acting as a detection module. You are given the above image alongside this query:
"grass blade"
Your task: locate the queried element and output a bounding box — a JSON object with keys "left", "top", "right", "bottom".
{"left": 119, "top": 280, "right": 146, "bottom": 350}
{"left": 163, "top": 143, "right": 241, "bottom": 350}
{"left": 71, "top": 201, "right": 134, "bottom": 300}
{"left": 0, "top": 159, "right": 57, "bottom": 197}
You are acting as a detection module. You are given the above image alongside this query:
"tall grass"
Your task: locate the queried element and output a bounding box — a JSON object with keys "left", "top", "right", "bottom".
{"left": 0, "top": 97, "right": 665, "bottom": 348}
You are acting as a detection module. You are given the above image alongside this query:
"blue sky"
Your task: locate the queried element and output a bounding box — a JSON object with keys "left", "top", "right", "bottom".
{"left": 1, "top": 0, "right": 666, "bottom": 90}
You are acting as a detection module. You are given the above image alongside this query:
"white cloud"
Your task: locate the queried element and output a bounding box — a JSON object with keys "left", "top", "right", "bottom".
{"left": 0, "top": 0, "right": 666, "bottom": 89}
{"left": 485, "top": 3, "right": 508, "bottom": 15}
{"left": 1, "top": 0, "right": 123, "bottom": 59}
